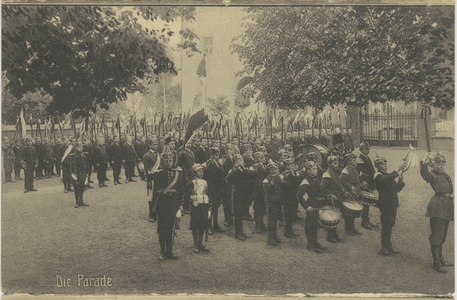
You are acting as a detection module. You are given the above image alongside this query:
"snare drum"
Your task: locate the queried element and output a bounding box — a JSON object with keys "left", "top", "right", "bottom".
{"left": 318, "top": 206, "right": 342, "bottom": 228}
{"left": 341, "top": 201, "right": 364, "bottom": 218}
{"left": 359, "top": 191, "right": 378, "bottom": 206}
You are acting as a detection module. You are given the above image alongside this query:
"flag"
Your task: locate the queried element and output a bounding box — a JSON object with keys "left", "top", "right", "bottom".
{"left": 184, "top": 108, "right": 208, "bottom": 146}
{"left": 197, "top": 55, "right": 207, "bottom": 78}
{"left": 19, "top": 108, "right": 27, "bottom": 139}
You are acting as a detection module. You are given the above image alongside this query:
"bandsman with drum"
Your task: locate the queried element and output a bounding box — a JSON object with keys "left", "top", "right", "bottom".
{"left": 296, "top": 161, "right": 328, "bottom": 253}
{"left": 357, "top": 142, "right": 378, "bottom": 229}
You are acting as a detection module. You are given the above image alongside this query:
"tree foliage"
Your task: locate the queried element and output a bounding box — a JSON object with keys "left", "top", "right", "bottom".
{"left": 2, "top": 6, "right": 198, "bottom": 118}
{"left": 232, "top": 6, "right": 454, "bottom": 110}
{"left": 208, "top": 95, "right": 230, "bottom": 114}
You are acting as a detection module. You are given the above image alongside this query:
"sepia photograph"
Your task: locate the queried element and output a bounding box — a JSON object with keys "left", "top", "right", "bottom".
{"left": 1, "top": 1, "right": 455, "bottom": 298}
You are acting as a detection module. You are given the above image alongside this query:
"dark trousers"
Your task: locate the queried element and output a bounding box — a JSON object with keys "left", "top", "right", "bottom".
{"left": 362, "top": 205, "right": 370, "bottom": 223}
{"left": 14, "top": 163, "right": 21, "bottom": 178}
{"left": 97, "top": 163, "right": 107, "bottom": 184}
{"left": 252, "top": 187, "right": 267, "bottom": 219}
{"left": 125, "top": 160, "right": 135, "bottom": 179}
{"left": 429, "top": 217, "right": 449, "bottom": 246}
{"left": 283, "top": 197, "right": 296, "bottom": 233}
{"left": 74, "top": 180, "right": 85, "bottom": 204}
{"left": 209, "top": 191, "right": 223, "bottom": 227}
{"left": 233, "top": 195, "right": 246, "bottom": 234}
{"left": 305, "top": 209, "right": 319, "bottom": 245}
{"left": 222, "top": 185, "right": 233, "bottom": 224}
{"left": 112, "top": 161, "right": 122, "bottom": 181}
{"left": 267, "top": 201, "right": 282, "bottom": 234}
{"left": 24, "top": 168, "right": 35, "bottom": 190}
{"left": 55, "top": 161, "right": 61, "bottom": 176}
{"left": 137, "top": 165, "right": 145, "bottom": 180}
{"left": 379, "top": 206, "right": 397, "bottom": 248}
{"left": 36, "top": 161, "right": 43, "bottom": 177}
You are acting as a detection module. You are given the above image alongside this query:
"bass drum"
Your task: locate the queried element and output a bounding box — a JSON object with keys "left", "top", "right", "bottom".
{"left": 296, "top": 144, "right": 330, "bottom": 170}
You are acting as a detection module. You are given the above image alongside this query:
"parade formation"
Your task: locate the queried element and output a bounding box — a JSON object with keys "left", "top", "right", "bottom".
{"left": 3, "top": 125, "right": 453, "bottom": 274}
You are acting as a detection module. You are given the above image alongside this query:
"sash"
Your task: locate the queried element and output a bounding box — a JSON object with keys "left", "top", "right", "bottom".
{"left": 147, "top": 150, "right": 161, "bottom": 174}
{"left": 163, "top": 170, "right": 179, "bottom": 194}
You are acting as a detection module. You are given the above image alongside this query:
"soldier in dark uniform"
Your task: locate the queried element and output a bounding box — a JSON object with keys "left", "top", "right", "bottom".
{"left": 3, "top": 137, "right": 16, "bottom": 183}
{"left": 264, "top": 161, "right": 284, "bottom": 246}
{"left": 143, "top": 137, "right": 161, "bottom": 223}
{"left": 69, "top": 142, "right": 90, "bottom": 208}
{"left": 94, "top": 136, "right": 109, "bottom": 188}
{"left": 340, "top": 153, "right": 366, "bottom": 236}
{"left": 241, "top": 144, "right": 255, "bottom": 169}
{"left": 374, "top": 156, "right": 405, "bottom": 256}
{"left": 203, "top": 147, "right": 226, "bottom": 234}
{"left": 297, "top": 161, "right": 328, "bottom": 253}
{"left": 42, "top": 137, "right": 54, "bottom": 178}
{"left": 321, "top": 155, "right": 350, "bottom": 243}
{"left": 164, "top": 137, "right": 179, "bottom": 168}
{"left": 19, "top": 136, "right": 38, "bottom": 192}
{"left": 13, "top": 139, "right": 22, "bottom": 180}
{"left": 109, "top": 135, "right": 123, "bottom": 185}
{"left": 193, "top": 138, "right": 208, "bottom": 164}
{"left": 147, "top": 147, "right": 185, "bottom": 260}
{"left": 330, "top": 133, "right": 347, "bottom": 172}
{"left": 357, "top": 142, "right": 378, "bottom": 229}
{"left": 248, "top": 152, "right": 268, "bottom": 234}
{"left": 82, "top": 138, "right": 95, "bottom": 189}
{"left": 281, "top": 158, "right": 302, "bottom": 238}
{"left": 136, "top": 136, "right": 148, "bottom": 181}
{"left": 122, "top": 135, "right": 138, "bottom": 183}
{"left": 420, "top": 153, "right": 454, "bottom": 273}
{"left": 178, "top": 140, "right": 195, "bottom": 183}
{"left": 34, "top": 140, "right": 45, "bottom": 179}
{"left": 226, "top": 154, "right": 255, "bottom": 241}
{"left": 61, "top": 139, "right": 74, "bottom": 193}
{"left": 221, "top": 144, "right": 235, "bottom": 227}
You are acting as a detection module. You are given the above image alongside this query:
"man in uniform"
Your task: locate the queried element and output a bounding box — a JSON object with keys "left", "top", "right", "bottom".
{"left": 42, "top": 137, "right": 54, "bottom": 178}
{"left": 330, "top": 132, "right": 347, "bottom": 172}
{"left": 109, "top": 135, "right": 123, "bottom": 185}
{"left": 264, "top": 161, "right": 284, "bottom": 246}
{"left": 143, "top": 137, "right": 161, "bottom": 223}
{"left": 203, "top": 147, "right": 226, "bottom": 234}
{"left": 34, "top": 139, "right": 45, "bottom": 179}
{"left": 13, "top": 139, "right": 22, "bottom": 180}
{"left": 94, "top": 136, "right": 109, "bottom": 188}
{"left": 221, "top": 144, "right": 235, "bottom": 227}
{"left": 19, "top": 136, "right": 38, "bottom": 192}
{"left": 357, "top": 142, "right": 377, "bottom": 229}
{"left": 136, "top": 135, "right": 148, "bottom": 181}
{"left": 193, "top": 137, "right": 208, "bottom": 164}
{"left": 281, "top": 158, "right": 302, "bottom": 238}
{"left": 69, "top": 142, "right": 90, "bottom": 208}
{"left": 61, "top": 139, "right": 74, "bottom": 193}
{"left": 3, "top": 136, "right": 16, "bottom": 183}
{"left": 249, "top": 152, "right": 268, "bottom": 234}
{"left": 54, "top": 138, "right": 63, "bottom": 177}
{"left": 374, "top": 157, "right": 405, "bottom": 256}
{"left": 122, "top": 135, "right": 138, "bottom": 183}
{"left": 147, "top": 148, "right": 185, "bottom": 260}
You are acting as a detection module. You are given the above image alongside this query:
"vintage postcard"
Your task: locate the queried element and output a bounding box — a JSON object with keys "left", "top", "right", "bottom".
{"left": 1, "top": 0, "right": 454, "bottom": 299}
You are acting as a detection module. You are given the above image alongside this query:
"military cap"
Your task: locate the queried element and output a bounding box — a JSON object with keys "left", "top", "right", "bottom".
{"left": 359, "top": 142, "right": 370, "bottom": 150}
{"left": 161, "top": 146, "right": 174, "bottom": 159}
{"left": 374, "top": 157, "right": 387, "bottom": 167}
{"left": 327, "top": 155, "right": 338, "bottom": 164}
{"left": 192, "top": 163, "right": 204, "bottom": 172}
{"left": 345, "top": 153, "right": 357, "bottom": 162}
{"left": 165, "top": 137, "right": 176, "bottom": 145}
{"left": 432, "top": 154, "right": 446, "bottom": 164}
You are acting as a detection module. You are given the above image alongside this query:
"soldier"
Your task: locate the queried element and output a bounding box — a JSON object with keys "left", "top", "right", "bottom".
{"left": 143, "top": 137, "right": 161, "bottom": 223}
{"left": 61, "top": 139, "right": 74, "bottom": 193}
{"left": 178, "top": 140, "right": 195, "bottom": 183}
{"left": 13, "top": 139, "right": 22, "bottom": 180}
{"left": 82, "top": 139, "right": 95, "bottom": 189}
{"left": 242, "top": 144, "right": 255, "bottom": 169}
{"left": 164, "top": 137, "right": 179, "bottom": 168}
{"left": 264, "top": 161, "right": 284, "bottom": 246}
{"left": 3, "top": 137, "right": 16, "bottom": 183}
{"left": 330, "top": 132, "right": 347, "bottom": 172}
{"left": 136, "top": 135, "right": 148, "bottom": 181}
{"left": 193, "top": 137, "right": 208, "bottom": 164}
{"left": 94, "top": 136, "right": 109, "bottom": 188}
{"left": 321, "top": 155, "right": 350, "bottom": 243}
{"left": 185, "top": 163, "right": 212, "bottom": 253}
{"left": 374, "top": 156, "right": 405, "bottom": 256}
{"left": 340, "top": 153, "right": 367, "bottom": 236}
{"left": 249, "top": 151, "right": 268, "bottom": 234}
{"left": 147, "top": 147, "right": 185, "bottom": 260}
{"left": 281, "top": 159, "right": 302, "bottom": 238}
{"left": 19, "top": 136, "right": 38, "bottom": 192}
{"left": 54, "top": 138, "right": 63, "bottom": 177}
{"left": 297, "top": 161, "right": 328, "bottom": 253}
{"left": 420, "top": 153, "right": 454, "bottom": 273}
{"left": 203, "top": 147, "right": 226, "bottom": 234}
{"left": 109, "top": 135, "right": 123, "bottom": 185}
{"left": 357, "top": 142, "right": 377, "bottom": 229}
{"left": 122, "top": 135, "right": 138, "bottom": 183}
{"left": 225, "top": 154, "right": 255, "bottom": 241}
{"left": 221, "top": 144, "right": 235, "bottom": 227}
{"left": 42, "top": 137, "right": 54, "bottom": 178}
{"left": 34, "top": 140, "right": 44, "bottom": 179}
{"left": 69, "top": 142, "right": 90, "bottom": 208}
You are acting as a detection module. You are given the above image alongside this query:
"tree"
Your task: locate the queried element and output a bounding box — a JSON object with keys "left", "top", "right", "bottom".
{"left": 231, "top": 6, "right": 454, "bottom": 110}
{"left": 2, "top": 6, "right": 198, "bottom": 118}
{"left": 208, "top": 95, "right": 230, "bottom": 114}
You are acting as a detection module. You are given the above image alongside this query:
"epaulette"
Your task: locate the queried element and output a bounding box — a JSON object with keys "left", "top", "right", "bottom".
{"left": 300, "top": 179, "right": 309, "bottom": 186}
{"left": 202, "top": 162, "right": 207, "bottom": 168}
{"left": 374, "top": 172, "right": 382, "bottom": 180}
{"left": 322, "top": 171, "right": 331, "bottom": 179}
{"left": 341, "top": 168, "right": 349, "bottom": 176}
{"left": 262, "top": 178, "right": 269, "bottom": 184}
{"left": 356, "top": 157, "right": 364, "bottom": 164}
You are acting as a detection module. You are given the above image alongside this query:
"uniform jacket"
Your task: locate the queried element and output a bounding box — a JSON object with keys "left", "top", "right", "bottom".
{"left": 374, "top": 170, "right": 405, "bottom": 208}
{"left": 19, "top": 145, "right": 38, "bottom": 169}
{"left": 263, "top": 173, "right": 284, "bottom": 205}
{"left": 69, "top": 151, "right": 90, "bottom": 181}
{"left": 296, "top": 174, "right": 326, "bottom": 210}
{"left": 194, "top": 146, "right": 208, "bottom": 164}
{"left": 420, "top": 161, "right": 454, "bottom": 221}
{"left": 94, "top": 144, "right": 109, "bottom": 165}
{"left": 321, "top": 168, "right": 347, "bottom": 201}
{"left": 203, "top": 158, "right": 226, "bottom": 194}
{"left": 121, "top": 142, "right": 137, "bottom": 162}
{"left": 340, "top": 164, "right": 364, "bottom": 193}
{"left": 178, "top": 148, "right": 195, "bottom": 182}
{"left": 357, "top": 153, "right": 375, "bottom": 189}
{"left": 108, "top": 142, "right": 122, "bottom": 163}
{"left": 226, "top": 166, "right": 255, "bottom": 201}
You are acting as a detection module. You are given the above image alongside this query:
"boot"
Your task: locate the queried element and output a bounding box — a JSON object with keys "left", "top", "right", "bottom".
{"left": 212, "top": 210, "right": 225, "bottom": 233}
{"left": 432, "top": 244, "right": 447, "bottom": 272}
{"left": 79, "top": 194, "right": 89, "bottom": 206}
{"left": 307, "top": 243, "right": 323, "bottom": 253}
{"left": 387, "top": 244, "right": 400, "bottom": 254}
{"left": 381, "top": 246, "right": 390, "bottom": 256}
{"left": 268, "top": 231, "right": 278, "bottom": 246}
{"left": 148, "top": 201, "right": 156, "bottom": 223}
{"left": 198, "top": 231, "right": 209, "bottom": 252}
{"left": 439, "top": 245, "right": 454, "bottom": 266}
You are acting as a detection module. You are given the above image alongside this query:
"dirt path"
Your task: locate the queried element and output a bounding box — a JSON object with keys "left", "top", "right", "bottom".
{"left": 2, "top": 148, "right": 454, "bottom": 296}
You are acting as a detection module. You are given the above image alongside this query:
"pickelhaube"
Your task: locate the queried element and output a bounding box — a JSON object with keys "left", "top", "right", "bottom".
{"left": 374, "top": 157, "right": 387, "bottom": 167}
{"left": 192, "top": 163, "right": 204, "bottom": 172}
{"left": 432, "top": 154, "right": 446, "bottom": 164}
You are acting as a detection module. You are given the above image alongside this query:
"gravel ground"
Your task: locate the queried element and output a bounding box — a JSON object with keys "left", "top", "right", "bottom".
{"left": 1, "top": 148, "right": 454, "bottom": 296}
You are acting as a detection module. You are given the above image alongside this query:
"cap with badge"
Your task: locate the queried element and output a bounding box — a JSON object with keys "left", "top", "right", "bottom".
{"left": 431, "top": 154, "right": 446, "bottom": 164}
{"left": 192, "top": 163, "right": 204, "bottom": 173}
{"left": 374, "top": 157, "right": 387, "bottom": 167}
{"left": 359, "top": 142, "right": 370, "bottom": 150}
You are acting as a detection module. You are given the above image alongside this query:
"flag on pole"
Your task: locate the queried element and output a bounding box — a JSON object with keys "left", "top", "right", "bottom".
{"left": 197, "top": 55, "right": 207, "bottom": 78}
{"left": 19, "top": 108, "right": 27, "bottom": 139}
{"left": 184, "top": 108, "right": 208, "bottom": 146}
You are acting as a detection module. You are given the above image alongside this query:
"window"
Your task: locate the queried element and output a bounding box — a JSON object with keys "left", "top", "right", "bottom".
{"left": 203, "top": 37, "right": 213, "bottom": 55}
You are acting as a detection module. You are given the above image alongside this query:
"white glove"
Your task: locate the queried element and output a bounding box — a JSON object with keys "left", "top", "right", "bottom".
{"left": 208, "top": 210, "right": 212, "bottom": 220}
{"left": 84, "top": 177, "right": 88, "bottom": 186}
{"left": 176, "top": 209, "right": 182, "bottom": 219}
